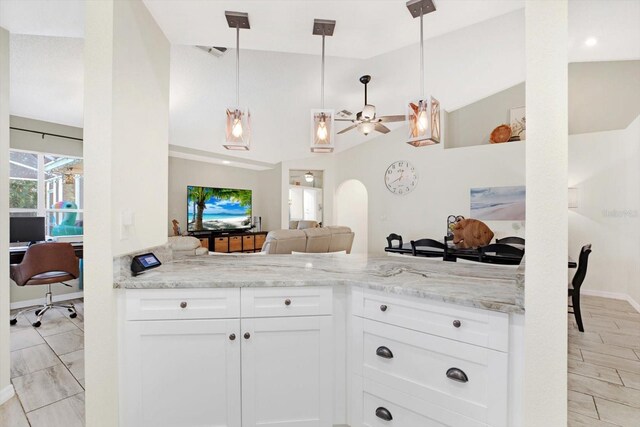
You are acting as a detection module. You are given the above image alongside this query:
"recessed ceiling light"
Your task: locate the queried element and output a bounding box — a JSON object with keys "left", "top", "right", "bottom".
{"left": 585, "top": 37, "right": 597, "bottom": 47}
{"left": 222, "top": 160, "right": 231, "bottom": 165}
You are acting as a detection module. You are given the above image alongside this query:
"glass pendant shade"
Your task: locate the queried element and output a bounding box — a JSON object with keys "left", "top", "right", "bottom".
{"left": 406, "top": 96, "right": 440, "bottom": 147}
{"left": 224, "top": 108, "right": 251, "bottom": 150}
{"left": 310, "top": 109, "right": 335, "bottom": 153}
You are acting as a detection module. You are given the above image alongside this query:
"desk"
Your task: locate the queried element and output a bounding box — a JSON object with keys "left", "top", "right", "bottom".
{"left": 385, "top": 242, "right": 577, "bottom": 268}
{"left": 10, "top": 243, "right": 83, "bottom": 264}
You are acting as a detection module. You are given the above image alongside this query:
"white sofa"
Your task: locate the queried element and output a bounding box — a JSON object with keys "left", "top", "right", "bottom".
{"left": 168, "top": 236, "right": 209, "bottom": 258}
{"left": 261, "top": 226, "right": 354, "bottom": 254}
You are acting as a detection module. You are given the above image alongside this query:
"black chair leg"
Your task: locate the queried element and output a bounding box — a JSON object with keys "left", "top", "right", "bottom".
{"left": 572, "top": 293, "right": 584, "bottom": 332}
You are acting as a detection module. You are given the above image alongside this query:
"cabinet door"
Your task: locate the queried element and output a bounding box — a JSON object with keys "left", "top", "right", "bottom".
{"left": 123, "top": 319, "right": 241, "bottom": 427}
{"left": 241, "top": 316, "right": 333, "bottom": 427}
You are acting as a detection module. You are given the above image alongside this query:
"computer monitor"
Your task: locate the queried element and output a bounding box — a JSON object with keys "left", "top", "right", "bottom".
{"left": 9, "top": 217, "right": 46, "bottom": 244}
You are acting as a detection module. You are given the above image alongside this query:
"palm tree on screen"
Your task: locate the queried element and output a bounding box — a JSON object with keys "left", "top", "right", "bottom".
{"left": 188, "top": 186, "right": 214, "bottom": 230}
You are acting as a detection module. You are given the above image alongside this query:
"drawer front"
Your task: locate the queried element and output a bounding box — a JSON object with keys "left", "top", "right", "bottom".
{"left": 213, "top": 237, "right": 229, "bottom": 253}
{"left": 229, "top": 236, "right": 242, "bottom": 252}
{"left": 242, "top": 235, "right": 255, "bottom": 251}
{"left": 358, "top": 319, "right": 507, "bottom": 426}
{"left": 241, "top": 286, "right": 332, "bottom": 318}
{"left": 125, "top": 288, "right": 240, "bottom": 320}
{"left": 354, "top": 376, "right": 487, "bottom": 427}
{"left": 255, "top": 234, "right": 266, "bottom": 250}
{"left": 354, "top": 288, "right": 509, "bottom": 352}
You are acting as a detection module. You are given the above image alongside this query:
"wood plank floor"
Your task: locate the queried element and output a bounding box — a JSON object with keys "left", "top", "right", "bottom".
{"left": 1, "top": 299, "right": 84, "bottom": 427}
{"left": 568, "top": 295, "right": 640, "bottom": 427}
{"left": 1, "top": 295, "right": 638, "bottom": 426}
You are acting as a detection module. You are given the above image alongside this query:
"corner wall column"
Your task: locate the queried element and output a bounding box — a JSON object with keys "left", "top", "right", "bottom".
{"left": 0, "top": 26, "right": 13, "bottom": 405}
{"left": 524, "top": 1, "right": 568, "bottom": 425}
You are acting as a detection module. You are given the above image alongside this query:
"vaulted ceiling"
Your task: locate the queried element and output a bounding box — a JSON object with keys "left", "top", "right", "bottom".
{"left": 1, "top": 0, "right": 639, "bottom": 164}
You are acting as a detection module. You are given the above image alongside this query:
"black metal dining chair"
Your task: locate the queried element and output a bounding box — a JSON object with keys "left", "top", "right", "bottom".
{"left": 495, "top": 236, "right": 525, "bottom": 245}
{"left": 478, "top": 244, "right": 525, "bottom": 264}
{"left": 386, "top": 233, "right": 403, "bottom": 250}
{"left": 410, "top": 238, "right": 446, "bottom": 257}
{"left": 569, "top": 244, "right": 592, "bottom": 332}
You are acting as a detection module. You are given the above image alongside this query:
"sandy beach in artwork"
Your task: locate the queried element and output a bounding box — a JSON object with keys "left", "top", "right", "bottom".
{"left": 189, "top": 216, "right": 251, "bottom": 231}
{"left": 471, "top": 200, "right": 526, "bottom": 221}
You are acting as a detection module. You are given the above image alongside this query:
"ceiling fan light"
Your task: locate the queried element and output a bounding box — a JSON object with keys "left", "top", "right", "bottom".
{"left": 362, "top": 104, "right": 376, "bottom": 120}
{"left": 224, "top": 108, "right": 251, "bottom": 150}
{"left": 311, "top": 109, "right": 335, "bottom": 153}
{"left": 406, "top": 96, "right": 440, "bottom": 147}
{"left": 360, "top": 122, "right": 375, "bottom": 135}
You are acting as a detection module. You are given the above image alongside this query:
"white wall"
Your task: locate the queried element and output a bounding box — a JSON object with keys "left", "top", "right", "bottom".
{"left": 83, "top": 0, "right": 169, "bottom": 424}
{"left": 168, "top": 156, "right": 281, "bottom": 235}
{"left": 569, "top": 115, "right": 640, "bottom": 304}
{"left": 0, "top": 25, "right": 13, "bottom": 404}
{"left": 335, "top": 130, "right": 526, "bottom": 254}
{"left": 335, "top": 179, "right": 368, "bottom": 254}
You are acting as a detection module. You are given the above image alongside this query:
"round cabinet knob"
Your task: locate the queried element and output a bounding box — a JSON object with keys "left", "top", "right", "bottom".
{"left": 180, "top": 301, "right": 187, "bottom": 309}
{"left": 453, "top": 320, "right": 461, "bottom": 328}
{"left": 229, "top": 334, "right": 236, "bottom": 341}
{"left": 284, "top": 299, "right": 292, "bottom": 306}
{"left": 244, "top": 332, "right": 251, "bottom": 340}
{"left": 380, "top": 304, "right": 388, "bottom": 312}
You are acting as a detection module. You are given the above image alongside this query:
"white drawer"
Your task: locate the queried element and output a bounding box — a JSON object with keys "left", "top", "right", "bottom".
{"left": 125, "top": 288, "right": 240, "bottom": 320}
{"left": 354, "top": 318, "right": 507, "bottom": 426}
{"left": 353, "top": 288, "right": 509, "bottom": 352}
{"left": 353, "top": 375, "right": 488, "bottom": 427}
{"left": 241, "top": 286, "right": 332, "bottom": 318}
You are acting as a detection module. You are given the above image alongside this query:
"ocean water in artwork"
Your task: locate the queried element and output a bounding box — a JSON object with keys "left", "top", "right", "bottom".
{"left": 470, "top": 186, "right": 526, "bottom": 221}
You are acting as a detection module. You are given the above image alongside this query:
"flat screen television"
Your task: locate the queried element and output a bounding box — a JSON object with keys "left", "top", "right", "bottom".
{"left": 187, "top": 186, "right": 252, "bottom": 232}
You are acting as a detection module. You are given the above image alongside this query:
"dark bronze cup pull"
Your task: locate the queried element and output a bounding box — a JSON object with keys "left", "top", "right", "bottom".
{"left": 446, "top": 367, "right": 469, "bottom": 383}
{"left": 376, "top": 346, "right": 394, "bottom": 359}
{"left": 375, "top": 407, "right": 393, "bottom": 421}
{"left": 380, "top": 304, "right": 388, "bottom": 312}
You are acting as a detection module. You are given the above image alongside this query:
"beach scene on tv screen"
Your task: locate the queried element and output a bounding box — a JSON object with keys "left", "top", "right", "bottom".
{"left": 188, "top": 186, "right": 252, "bottom": 231}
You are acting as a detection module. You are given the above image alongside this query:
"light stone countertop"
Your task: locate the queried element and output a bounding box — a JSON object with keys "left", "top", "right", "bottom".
{"left": 114, "top": 253, "right": 524, "bottom": 314}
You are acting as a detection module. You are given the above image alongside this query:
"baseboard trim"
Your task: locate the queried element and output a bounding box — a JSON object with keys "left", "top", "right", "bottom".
{"left": 10, "top": 291, "right": 84, "bottom": 310}
{"left": 581, "top": 290, "right": 640, "bottom": 314}
{"left": 0, "top": 384, "right": 15, "bottom": 406}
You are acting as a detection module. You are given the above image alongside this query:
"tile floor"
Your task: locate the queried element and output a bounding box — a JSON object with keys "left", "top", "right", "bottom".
{"left": 1, "top": 295, "right": 638, "bottom": 426}
{"left": 568, "top": 295, "right": 640, "bottom": 427}
{"left": 0, "top": 299, "right": 84, "bottom": 427}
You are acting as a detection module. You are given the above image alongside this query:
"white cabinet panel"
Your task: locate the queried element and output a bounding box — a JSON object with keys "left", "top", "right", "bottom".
{"left": 122, "top": 319, "right": 241, "bottom": 427}
{"left": 241, "top": 286, "right": 332, "bottom": 318}
{"left": 241, "top": 316, "right": 333, "bottom": 427}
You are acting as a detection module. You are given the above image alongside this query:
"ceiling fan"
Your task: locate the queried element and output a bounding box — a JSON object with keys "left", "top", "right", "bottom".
{"left": 336, "top": 75, "right": 405, "bottom": 136}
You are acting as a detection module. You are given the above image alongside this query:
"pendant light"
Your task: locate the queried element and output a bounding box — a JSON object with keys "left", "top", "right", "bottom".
{"left": 304, "top": 171, "right": 315, "bottom": 183}
{"left": 224, "top": 11, "right": 251, "bottom": 151}
{"left": 406, "top": 0, "right": 441, "bottom": 147}
{"left": 310, "top": 19, "right": 336, "bottom": 153}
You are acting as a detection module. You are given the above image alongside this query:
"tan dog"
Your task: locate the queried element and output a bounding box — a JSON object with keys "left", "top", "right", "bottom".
{"left": 451, "top": 218, "right": 494, "bottom": 249}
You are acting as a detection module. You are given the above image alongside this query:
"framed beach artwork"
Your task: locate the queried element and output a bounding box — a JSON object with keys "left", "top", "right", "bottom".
{"left": 510, "top": 106, "right": 526, "bottom": 141}
{"left": 470, "top": 186, "right": 526, "bottom": 221}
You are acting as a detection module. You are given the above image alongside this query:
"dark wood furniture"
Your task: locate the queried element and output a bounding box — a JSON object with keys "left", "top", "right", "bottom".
{"left": 410, "top": 238, "right": 447, "bottom": 257}
{"left": 496, "top": 236, "right": 525, "bottom": 245}
{"left": 10, "top": 242, "right": 83, "bottom": 264}
{"left": 479, "top": 244, "right": 525, "bottom": 264}
{"left": 569, "top": 244, "right": 592, "bottom": 332}
{"left": 191, "top": 231, "right": 268, "bottom": 253}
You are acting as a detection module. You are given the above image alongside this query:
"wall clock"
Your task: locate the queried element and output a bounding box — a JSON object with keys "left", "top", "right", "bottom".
{"left": 384, "top": 160, "right": 418, "bottom": 195}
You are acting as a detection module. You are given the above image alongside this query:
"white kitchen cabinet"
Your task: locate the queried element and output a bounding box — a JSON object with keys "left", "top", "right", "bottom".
{"left": 241, "top": 316, "right": 333, "bottom": 427}
{"left": 122, "top": 318, "right": 241, "bottom": 427}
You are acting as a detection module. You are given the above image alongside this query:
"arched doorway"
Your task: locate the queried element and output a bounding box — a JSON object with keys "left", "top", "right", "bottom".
{"left": 336, "top": 180, "right": 368, "bottom": 254}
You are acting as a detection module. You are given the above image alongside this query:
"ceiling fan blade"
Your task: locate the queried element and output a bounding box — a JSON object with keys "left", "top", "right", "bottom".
{"left": 378, "top": 115, "right": 406, "bottom": 123}
{"left": 338, "top": 124, "right": 359, "bottom": 135}
{"left": 335, "top": 118, "right": 354, "bottom": 122}
{"left": 374, "top": 123, "right": 391, "bottom": 134}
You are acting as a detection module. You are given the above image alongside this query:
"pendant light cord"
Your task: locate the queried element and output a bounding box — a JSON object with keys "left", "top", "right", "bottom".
{"left": 420, "top": 6, "right": 424, "bottom": 98}
{"left": 236, "top": 24, "right": 240, "bottom": 108}
{"left": 321, "top": 31, "right": 325, "bottom": 109}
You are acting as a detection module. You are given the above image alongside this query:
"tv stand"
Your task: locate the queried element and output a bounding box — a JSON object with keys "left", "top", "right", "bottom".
{"left": 189, "top": 230, "right": 268, "bottom": 253}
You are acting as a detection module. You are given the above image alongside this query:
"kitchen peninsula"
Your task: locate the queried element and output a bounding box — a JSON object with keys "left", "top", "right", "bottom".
{"left": 114, "top": 251, "right": 525, "bottom": 427}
